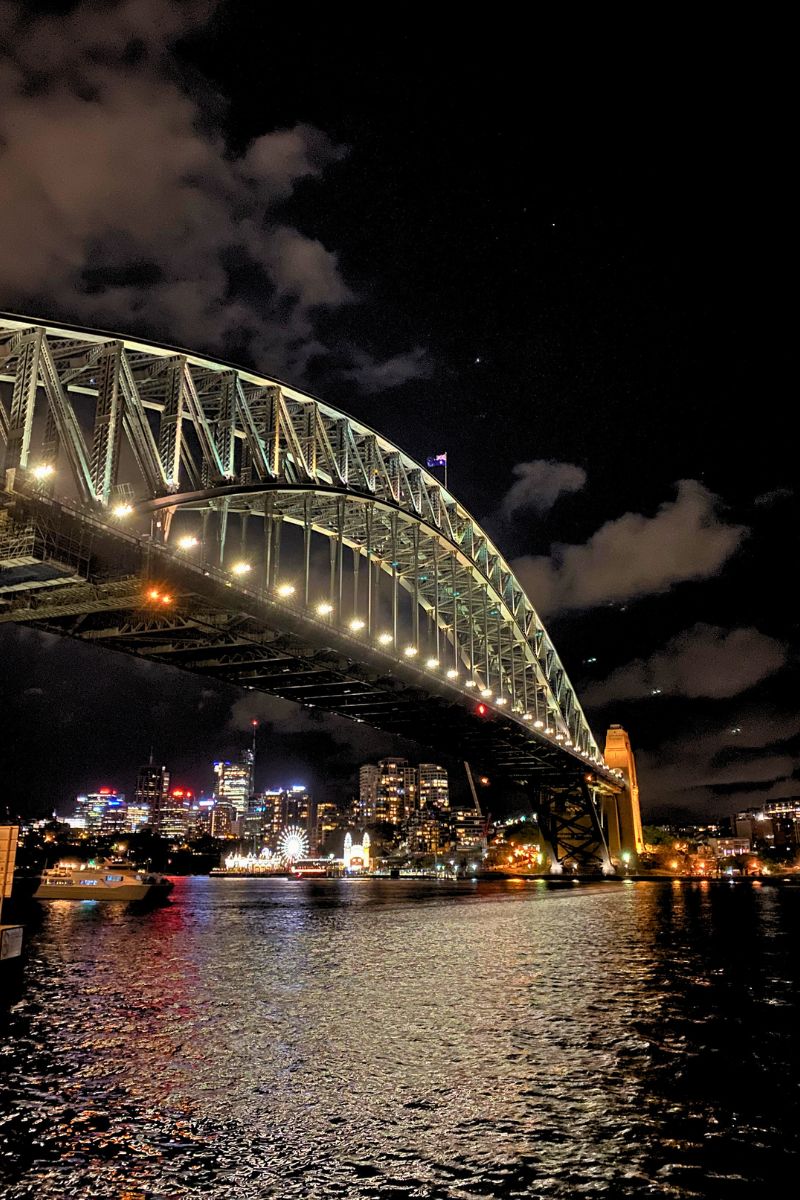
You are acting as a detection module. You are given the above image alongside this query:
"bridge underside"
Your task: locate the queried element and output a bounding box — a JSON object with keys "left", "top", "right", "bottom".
{"left": 0, "top": 493, "right": 616, "bottom": 872}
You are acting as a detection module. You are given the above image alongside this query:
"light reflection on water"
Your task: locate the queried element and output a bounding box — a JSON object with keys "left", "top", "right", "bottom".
{"left": 1, "top": 878, "right": 799, "bottom": 1197}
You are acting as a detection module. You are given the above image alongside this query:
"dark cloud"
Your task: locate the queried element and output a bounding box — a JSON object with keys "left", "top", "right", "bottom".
{"left": 512, "top": 480, "right": 746, "bottom": 616}
{"left": 342, "top": 346, "right": 433, "bottom": 393}
{"left": 501, "top": 460, "right": 587, "bottom": 518}
{"left": 585, "top": 624, "right": 788, "bottom": 705}
{"left": 0, "top": 0, "right": 425, "bottom": 385}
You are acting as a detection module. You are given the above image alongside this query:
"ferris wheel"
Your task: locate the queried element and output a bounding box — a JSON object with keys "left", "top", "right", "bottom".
{"left": 277, "top": 825, "right": 310, "bottom": 864}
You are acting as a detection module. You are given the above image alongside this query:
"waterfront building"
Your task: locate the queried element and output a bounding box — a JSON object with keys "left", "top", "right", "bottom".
{"left": 99, "top": 793, "right": 128, "bottom": 835}
{"left": 125, "top": 802, "right": 151, "bottom": 832}
{"left": 261, "top": 786, "right": 314, "bottom": 850}
{"left": 451, "top": 808, "right": 485, "bottom": 848}
{"left": 704, "top": 837, "right": 751, "bottom": 858}
{"left": 406, "top": 805, "right": 446, "bottom": 853}
{"left": 158, "top": 788, "right": 193, "bottom": 840}
{"left": 358, "top": 764, "right": 380, "bottom": 823}
{"left": 315, "top": 800, "right": 339, "bottom": 855}
{"left": 135, "top": 762, "right": 170, "bottom": 831}
{"left": 214, "top": 751, "right": 254, "bottom": 820}
{"left": 418, "top": 763, "right": 449, "bottom": 809}
{"left": 403, "top": 766, "right": 418, "bottom": 811}
{"left": 377, "top": 757, "right": 408, "bottom": 824}
{"left": 210, "top": 801, "right": 236, "bottom": 838}
{"left": 734, "top": 809, "right": 774, "bottom": 849}
{"left": 343, "top": 831, "right": 371, "bottom": 872}
{"left": 186, "top": 797, "right": 214, "bottom": 837}
{"left": 74, "top": 789, "right": 118, "bottom": 832}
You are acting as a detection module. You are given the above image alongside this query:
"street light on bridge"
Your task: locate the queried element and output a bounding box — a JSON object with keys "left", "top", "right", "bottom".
{"left": 31, "top": 463, "right": 54, "bottom": 479}
{"left": 112, "top": 503, "right": 134, "bottom": 518}
{"left": 377, "top": 632, "right": 392, "bottom": 645}
{"left": 178, "top": 535, "right": 199, "bottom": 550}
{"left": 231, "top": 561, "right": 251, "bottom": 576}
{"left": 316, "top": 602, "right": 333, "bottom": 616}
{"left": 276, "top": 582, "right": 295, "bottom": 597}
{"left": 349, "top": 618, "right": 365, "bottom": 632}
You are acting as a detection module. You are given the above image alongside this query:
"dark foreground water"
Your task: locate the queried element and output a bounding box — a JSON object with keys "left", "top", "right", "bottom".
{"left": 1, "top": 878, "right": 799, "bottom": 1199}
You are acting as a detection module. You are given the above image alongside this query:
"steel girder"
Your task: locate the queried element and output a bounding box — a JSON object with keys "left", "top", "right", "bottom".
{"left": 0, "top": 314, "right": 612, "bottom": 780}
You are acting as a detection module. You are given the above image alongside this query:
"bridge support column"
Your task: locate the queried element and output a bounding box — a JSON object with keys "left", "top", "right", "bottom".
{"left": 535, "top": 779, "right": 613, "bottom": 874}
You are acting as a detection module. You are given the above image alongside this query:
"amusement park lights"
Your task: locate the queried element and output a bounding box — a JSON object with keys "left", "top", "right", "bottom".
{"left": 31, "top": 463, "right": 54, "bottom": 479}
{"left": 178, "top": 535, "right": 199, "bottom": 550}
{"left": 277, "top": 825, "right": 309, "bottom": 864}
{"left": 231, "top": 561, "right": 251, "bottom": 576}
{"left": 316, "top": 602, "right": 333, "bottom": 616}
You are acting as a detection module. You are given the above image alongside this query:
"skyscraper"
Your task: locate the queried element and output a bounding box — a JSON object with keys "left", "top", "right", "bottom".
{"left": 134, "top": 762, "right": 170, "bottom": 831}
{"left": 214, "top": 750, "right": 254, "bottom": 820}
{"left": 377, "top": 758, "right": 408, "bottom": 825}
{"left": 358, "top": 764, "right": 380, "bottom": 823}
{"left": 418, "top": 763, "right": 449, "bottom": 809}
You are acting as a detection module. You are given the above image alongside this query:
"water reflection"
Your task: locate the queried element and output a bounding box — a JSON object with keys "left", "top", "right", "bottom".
{"left": 1, "top": 878, "right": 798, "bottom": 1197}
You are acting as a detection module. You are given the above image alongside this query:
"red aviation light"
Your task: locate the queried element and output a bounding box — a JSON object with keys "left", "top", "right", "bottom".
{"left": 476, "top": 703, "right": 487, "bottom": 716}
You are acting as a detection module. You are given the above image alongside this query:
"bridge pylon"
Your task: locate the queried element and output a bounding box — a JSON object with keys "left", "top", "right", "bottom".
{"left": 600, "top": 725, "right": 644, "bottom": 862}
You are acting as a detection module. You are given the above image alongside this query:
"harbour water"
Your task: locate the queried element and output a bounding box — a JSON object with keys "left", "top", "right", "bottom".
{"left": 1, "top": 877, "right": 798, "bottom": 1198}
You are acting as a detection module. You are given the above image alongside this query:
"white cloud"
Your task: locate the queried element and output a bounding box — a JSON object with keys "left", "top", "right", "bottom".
{"left": 502, "top": 460, "right": 587, "bottom": 517}
{"left": 512, "top": 480, "right": 746, "bottom": 616}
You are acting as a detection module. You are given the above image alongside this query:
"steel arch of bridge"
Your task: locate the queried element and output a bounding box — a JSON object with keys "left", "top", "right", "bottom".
{"left": 0, "top": 317, "right": 624, "bottom": 860}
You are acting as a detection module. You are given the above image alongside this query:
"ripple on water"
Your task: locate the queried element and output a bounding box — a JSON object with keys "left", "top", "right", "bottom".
{"left": 1, "top": 878, "right": 799, "bottom": 1198}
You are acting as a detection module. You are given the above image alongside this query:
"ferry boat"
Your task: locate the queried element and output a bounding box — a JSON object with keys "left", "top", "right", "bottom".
{"left": 33, "top": 860, "right": 173, "bottom": 901}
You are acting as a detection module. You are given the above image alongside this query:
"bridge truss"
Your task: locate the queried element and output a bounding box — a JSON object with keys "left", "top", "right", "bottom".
{"left": 0, "top": 316, "right": 624, "bottom": 871}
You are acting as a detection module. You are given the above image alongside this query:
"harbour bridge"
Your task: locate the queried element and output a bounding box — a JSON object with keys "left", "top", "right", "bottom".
{"left": 0, "top": 315, "right": 643, "bottom": 872}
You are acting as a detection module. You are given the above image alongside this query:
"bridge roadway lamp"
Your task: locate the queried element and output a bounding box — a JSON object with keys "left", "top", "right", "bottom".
{"left": 349, "top": 618, "right": 365, "bottom": 631}
{"left": 276, "top": 582, "right": 295, "bottom": 597}
{"left": 425, "top": 657, "right": 439, "bottom": 669}
{"left": 377, "top": 632, "right": 392, "bottom": 645}
{"left": 231, "top": 561, "right": 251, "bottom": 576}
{"left": 403, "top": 646, "right": 418, "bottom": 657}
{"left": 31, "top": 463, "right": 54, "bottom": 479}
{"left": 177, "top": 535, "right": 199, "bottom": 550}
{"left": 112, "top": 503, "right": 134, "bottom": 518}
{"left": 316, "top": 602, "right": 333, "bottom": 616}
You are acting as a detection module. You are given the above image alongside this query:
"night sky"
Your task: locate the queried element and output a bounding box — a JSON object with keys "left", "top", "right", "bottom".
{"left": 0, "top": 1, "right": 796, "bottom": 821}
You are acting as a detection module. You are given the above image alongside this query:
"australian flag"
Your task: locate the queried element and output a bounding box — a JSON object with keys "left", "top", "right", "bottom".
{"left": 426, "top": 452, "right": 448, "bottom": 467}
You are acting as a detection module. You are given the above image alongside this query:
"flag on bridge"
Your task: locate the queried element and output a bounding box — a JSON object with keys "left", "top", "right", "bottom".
{"left": 426, "top": 452, "right": 448, "bottom": 468}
